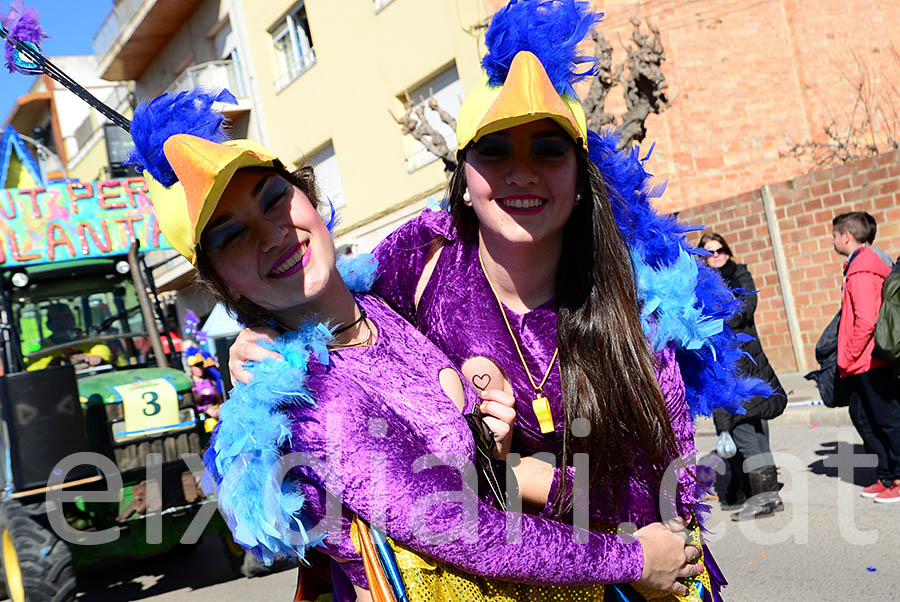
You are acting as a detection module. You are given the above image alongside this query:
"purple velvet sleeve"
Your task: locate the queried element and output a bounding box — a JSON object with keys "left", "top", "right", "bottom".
{"left": 540, "top": 346, "right": 700, "bottom": 521}
{"left": 370, "top": 210, "right": 454, "bottom": 324}
{"left": 290, "top": 385, "right": 645, "bottom": 587}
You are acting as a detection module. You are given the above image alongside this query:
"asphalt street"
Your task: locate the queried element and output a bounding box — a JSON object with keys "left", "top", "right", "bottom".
{"left": 74, "top": 411, "right": 898, "bottom": 601}
{"left": 696, "top": 420, "right": 899, "bottom": 601}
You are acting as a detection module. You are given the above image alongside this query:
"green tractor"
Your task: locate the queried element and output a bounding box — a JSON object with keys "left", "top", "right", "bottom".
{"left": 0, "top": 246, "right": 241, "bottom": 601}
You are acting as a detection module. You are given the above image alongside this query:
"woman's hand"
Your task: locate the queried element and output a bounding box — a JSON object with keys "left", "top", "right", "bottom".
{"left": 228, "top": 325, "right": 282, "bottom": 384}
{"left": 633, "top": 518, "right": 704, "bottom": 596}
{"left": 478, "top": 389, "right": 516, "bottom": 460}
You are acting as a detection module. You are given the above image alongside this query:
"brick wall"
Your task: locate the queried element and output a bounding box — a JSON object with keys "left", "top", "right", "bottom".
{"left": 484, "top": 0, "right": 900, "bottom": 213}
{"left": 679, "top": 150, "right": 900, "bottom": 374}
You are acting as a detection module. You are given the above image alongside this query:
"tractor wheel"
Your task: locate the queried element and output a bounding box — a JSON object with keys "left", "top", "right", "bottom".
{"left": 0, "top": 501, "right": 76, "bottom": 602}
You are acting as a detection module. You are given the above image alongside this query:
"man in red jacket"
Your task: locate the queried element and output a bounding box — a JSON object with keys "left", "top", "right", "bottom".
{"left": 833, "top": 212, "right": 900, "bottom": 503}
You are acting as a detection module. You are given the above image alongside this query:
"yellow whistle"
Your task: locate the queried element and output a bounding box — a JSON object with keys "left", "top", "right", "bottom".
{"left": 532, "top": 395, "right": 555, "bottom": 434}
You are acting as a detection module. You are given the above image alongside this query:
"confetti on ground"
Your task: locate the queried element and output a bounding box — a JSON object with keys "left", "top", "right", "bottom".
{"left": 748, "top": 561, "right": 754, "bottom": 565}
{"left": 867, "top": 567, "right": 877, "bottom": 572}
{"left": 810, "top": 423, "right": 819, "bottom": 429}
{"left": 761, "top": 552, "right": 767, "bottom": 556}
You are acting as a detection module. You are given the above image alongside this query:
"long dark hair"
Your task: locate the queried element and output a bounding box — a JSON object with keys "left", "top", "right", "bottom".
{"left": 194, "top": 163, "right": 323, "bottom": 326}
{"left": 448, "top": 148, "right": 680, "bottom": 515}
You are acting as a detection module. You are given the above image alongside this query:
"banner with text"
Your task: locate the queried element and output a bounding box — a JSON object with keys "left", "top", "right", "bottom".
{"left": 0, "top": 178, "right": 172, "bottom": 267}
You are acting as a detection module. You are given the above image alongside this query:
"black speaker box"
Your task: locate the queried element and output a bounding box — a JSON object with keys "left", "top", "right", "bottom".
{"left": 0, "top": 365, "right": 96, "bottom": 492}
{"left": 213, "top": 334, "right": 237, "bottom": 400}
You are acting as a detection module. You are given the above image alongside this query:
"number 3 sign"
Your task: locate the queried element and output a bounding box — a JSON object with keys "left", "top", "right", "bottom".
{"left": 114, "top": 379, "right": 180, "bottom": 438}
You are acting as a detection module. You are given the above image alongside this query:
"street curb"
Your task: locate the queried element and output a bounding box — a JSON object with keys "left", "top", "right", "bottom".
{"left": 693, "top": 404, "right": 851, "bottom": 436}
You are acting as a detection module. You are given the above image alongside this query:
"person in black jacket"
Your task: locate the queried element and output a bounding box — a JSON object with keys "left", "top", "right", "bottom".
{"left": 700, "top": 233, "right": 788, "bottom": 520}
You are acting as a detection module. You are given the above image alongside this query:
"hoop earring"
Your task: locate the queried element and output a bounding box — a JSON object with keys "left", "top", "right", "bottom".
{"left": 463, "top": 189, "right": 471, "bottom": 205}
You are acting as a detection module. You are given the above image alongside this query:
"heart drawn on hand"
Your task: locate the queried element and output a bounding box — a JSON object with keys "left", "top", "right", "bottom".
{"left": 472, "top": 373, "right": 492, "bottom": 391}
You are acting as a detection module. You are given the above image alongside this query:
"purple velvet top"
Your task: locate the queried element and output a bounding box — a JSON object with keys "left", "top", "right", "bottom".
{"left": 372, "top": 210, "right": 700, "bottom": 526}
{"left": 286, "top": 294, "right": 644, "bottom": 592}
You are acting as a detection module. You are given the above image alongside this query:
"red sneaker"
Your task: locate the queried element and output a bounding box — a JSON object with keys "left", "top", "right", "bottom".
{"left": 861, "top": 481, "right": 889, "bottom": 498}
{"left": 874, "top": 481, "right": 900, "bottom": 504}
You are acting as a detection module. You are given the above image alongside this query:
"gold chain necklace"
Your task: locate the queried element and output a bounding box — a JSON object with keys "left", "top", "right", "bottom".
{"left": 478, "top": 250, "right": 558, "bottom": 434}
{"left": 328, "top": 314, "right": 374, "bottom": 350}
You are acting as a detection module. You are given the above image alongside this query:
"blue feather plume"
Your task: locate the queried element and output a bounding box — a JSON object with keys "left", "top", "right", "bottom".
{"left": 588, "top": 129, "right": 773, "bottom": 418}
{"left": 482, "top": 0, "right": 603, "bottom": 97}
{"left": 336, "top": 253, "right": 378, "bottom": 292}
{"left": 202, "top": 320, "right": 333, "bottom": 564}
{"left": 127, "top": 88, "right": 237, "bottom": 186}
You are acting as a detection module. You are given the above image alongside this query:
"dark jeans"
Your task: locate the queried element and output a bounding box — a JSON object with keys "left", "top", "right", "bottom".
{"left": 732, "top": 418, "right": 775, "bottom": 474}
{"left": 848, "top": 387, "right": 878, "bottom": 458}
{"left": 849, "top": 366, "right": 900, "bottom": 484}
{"left": 717, "top": 418, "right": 775, "bottom": 502}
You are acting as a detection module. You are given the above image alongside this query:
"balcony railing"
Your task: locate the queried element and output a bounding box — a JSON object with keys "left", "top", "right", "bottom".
{"left": 274, "top": 51, "right": 316, "bottom": 93}
{"left": 92, "top": 0, "right": 145, "bottom": 60}
{"left": 168, "top": 60, "right": 247, "bottom": 98}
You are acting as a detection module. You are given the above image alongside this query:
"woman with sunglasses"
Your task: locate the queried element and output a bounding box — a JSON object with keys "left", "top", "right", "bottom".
{"left": 699, "top": 232, "right": 786, "bottom": 521}
{"left": 130, "top": 88, "right": 704, "bottom": 602}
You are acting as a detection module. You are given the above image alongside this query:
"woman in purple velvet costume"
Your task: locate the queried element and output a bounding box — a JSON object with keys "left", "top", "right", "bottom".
{"left": 230, "top": 0, "right": 710, "bottom": 580}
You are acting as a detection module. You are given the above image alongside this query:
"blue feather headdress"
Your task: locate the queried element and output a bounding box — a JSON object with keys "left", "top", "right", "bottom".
{"left": 457, "top": 0, "right": 600, "bottom": 150}
{"left": 482, "top": 0, "right": 603, "bottom": 98}
{"left": 127, "top": 88, "right": 237, "bottom": 186}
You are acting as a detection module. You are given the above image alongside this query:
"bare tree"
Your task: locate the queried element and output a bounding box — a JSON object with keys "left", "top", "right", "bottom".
{"left": 390, "top": 90, "right": 458, "bottom": 173}
{"left": 783, "top": 46, "right": 900, "bottom": 168}
{"left": 394, "top": 18, "right": 671, "bottom": 170}
{"left": 581, "top": 29, "right": 619, "bottom": 132}
{"left": 609, "top": 19, "right": 670, "bottom": 150}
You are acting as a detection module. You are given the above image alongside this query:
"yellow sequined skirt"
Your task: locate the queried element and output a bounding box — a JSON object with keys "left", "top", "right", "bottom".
{"left": 352, "top": 520, "right": 713, "bottom": 602}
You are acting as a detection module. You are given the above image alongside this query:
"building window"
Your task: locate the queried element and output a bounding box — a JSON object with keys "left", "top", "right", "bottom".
{"left": 309, "top": 142, "right": 347, "bottom": 210}
{"left": 272, "top": 3, "right": 315, "bottom": 92}
{"left": 401, "top": 64, "right": 463, "bottom": 172}
{"left": 374, "top": 0, "right": 396, "bottom": 13}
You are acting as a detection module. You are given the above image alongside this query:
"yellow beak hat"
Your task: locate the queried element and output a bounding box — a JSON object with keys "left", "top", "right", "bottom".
{"left": 128, "top": 89, "right": 279, "bottom": 264}
{"left": 456, "top": 0, "right": 603, "bottom": 153}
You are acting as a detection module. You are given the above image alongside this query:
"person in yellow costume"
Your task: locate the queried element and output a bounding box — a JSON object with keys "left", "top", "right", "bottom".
{"left": 27, "top": 303, "right": 114, "bottom": 371}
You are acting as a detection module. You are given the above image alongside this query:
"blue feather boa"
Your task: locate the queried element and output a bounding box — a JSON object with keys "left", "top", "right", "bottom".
{"left": 589, "top": 129, "right": 772, "bottom": 416}
{"left": 202, "top": 253, "right": 378, "bottom": 564}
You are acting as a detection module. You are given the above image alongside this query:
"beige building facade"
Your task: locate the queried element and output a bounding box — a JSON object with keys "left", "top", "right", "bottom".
{"left": 237, "top": 0, "right": 494, "bottom": 251}
{"left": 93, "top": 0, "right": 268, "bottom": 291}
{"left": 93, "top": 0, "right": 498, "bottom": 257}
{"left": 40, "top": 0, "right": 898, "bottom": 258}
